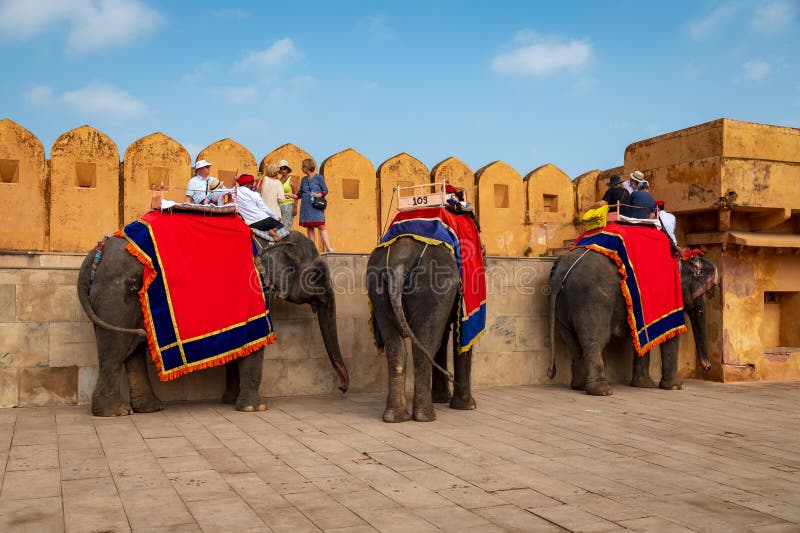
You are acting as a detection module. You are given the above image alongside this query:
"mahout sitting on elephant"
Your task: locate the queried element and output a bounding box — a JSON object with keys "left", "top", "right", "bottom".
{"left": 548, "top": 233, "right": 718, "bottom": 396}
{"left": 78, "top": 225, "right": 349, "bottom": 416}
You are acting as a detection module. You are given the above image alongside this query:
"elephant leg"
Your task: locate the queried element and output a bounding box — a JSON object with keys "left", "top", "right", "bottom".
{"left": 235, "top": 348, "right": 268, "bottom": 412}
{"left": 91, "top": 332, "right": 134, "bottom": 417}
{"left": 431, "top": 323, "right": 452, "bottom": 404}
{"left": 450, "top": 345, "right": 476, "bottom": 410}
{"left": 659, "top": 337, "right": 683, "bottom": 390}
{"left": 222, "top": 362, "right": 240, "bottom": 404}
{"left": 558, "top": 323, "right": 586, "bottom": 390}
{"left": 124, "top": 345, "right": 163, "bottom": 413}
{"left": 383, "top": 337, "right": 410, "bottom": 423}
{"left": 577, "top": 330, "right": 612, "bottom": 396}
{"left": 411, "top": 342, "right": 436, "bottom": 422}
{"left": 631, "top": 351, "right": 656, "bottom": 388}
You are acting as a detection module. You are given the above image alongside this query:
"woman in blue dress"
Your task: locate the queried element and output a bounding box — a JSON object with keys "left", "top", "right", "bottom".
{"left": 298, "top": 158, "right": 334, "bottom": 252}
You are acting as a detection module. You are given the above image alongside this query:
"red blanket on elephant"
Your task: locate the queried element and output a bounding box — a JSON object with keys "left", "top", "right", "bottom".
{"left": 118, "top": 211, "right": 275, "bottom": 381}
{"left": 572, "top": 223, "right": 686, "bottom": 355}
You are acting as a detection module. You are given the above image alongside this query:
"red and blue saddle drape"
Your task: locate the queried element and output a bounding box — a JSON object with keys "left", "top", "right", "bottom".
{"left": 119, "top": 211, "right": 275, "bottom": 381}
{"left": 572, "top": 223, "right": 686, "bottom": 355}
{"left": 377, "top": 207, "right": 486, "bottom": 352}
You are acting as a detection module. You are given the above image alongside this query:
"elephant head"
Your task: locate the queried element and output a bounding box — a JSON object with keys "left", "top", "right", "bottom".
{"left": 258, "top": 231, "right": 350, "bottom": 392}
{"left": 680, "top": 253, "right": 719, "bottom": 372}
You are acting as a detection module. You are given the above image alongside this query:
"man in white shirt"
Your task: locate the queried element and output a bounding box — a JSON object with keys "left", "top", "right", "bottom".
{"left": 185, "top": 160, "right": 216, "bottom": 204}
{"left": 235, "top": 174, "right": 286, "bottom": 241}
{"left": 656, "top": 200, "right": 685, "bottom": 257}
{"left": 624, "top": 170, "right": 645, "bottom": 195}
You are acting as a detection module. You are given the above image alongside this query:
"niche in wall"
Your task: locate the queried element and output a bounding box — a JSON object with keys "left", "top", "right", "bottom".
{"left": 543, "top": 194, "right": 558, "bottom": 213}
{"left": 761, "top": 291, "right": 800, "bottom": 352}
{"left": 148, "top": 166, "right": 170, "bottom": 189}
{"left": 494, "top": 184, "right": 509, "bottom": 208}
{"left": 0, "top": 159, "right": 19, "bottom": 183}
{"left": 75, "top": 162, "right": 97, "bottom": 188}
{"left": 342, "top": 178, "right": 360, "bottom": 200}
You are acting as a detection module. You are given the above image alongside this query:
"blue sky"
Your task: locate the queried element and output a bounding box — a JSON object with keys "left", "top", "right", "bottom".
{"left": 1, "top": 0, "right": 798, "bottom": 178}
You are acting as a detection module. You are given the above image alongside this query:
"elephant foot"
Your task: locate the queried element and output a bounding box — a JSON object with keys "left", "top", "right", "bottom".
{"left": 413, "top": 405, "right": 437, "bottom": 422}
{"left": 236, "top": 398, "right": 268, "bottom": 412}
{"left": 449, "top": 395, "right": 476, "bottom": 410}
{"left": 431, "top": 390, "right": 452, "bottom": 404}
{"left": 570, "top": 379, "right": 586, "bottom": 391}
{"left": 131, "top": 396, "right": 164, "bottom": 413}
{"left": 659, "top": 379, "right": 683, "bottom": 391}
{"left": 585, "top": 380, "right": 613, "bottom": 396}
{"left": 382, "top": 407, "right": 411, "bottom": 423}
{"left": 92, "top": 401, "right": 133, "bottom": 417}
{"left": 630, "top": 376, "right": 657, "bottom": 388}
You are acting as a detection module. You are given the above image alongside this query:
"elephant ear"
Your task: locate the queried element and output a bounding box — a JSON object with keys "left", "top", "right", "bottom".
{"left": 302, "top": 257, "right": 332, "bottom": 310}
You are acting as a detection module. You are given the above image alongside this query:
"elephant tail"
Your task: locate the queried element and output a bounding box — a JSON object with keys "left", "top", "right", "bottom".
{"left": 547, "top": 276, "right": 559, "bottom": 380}
{"left": 77, "top": 241, "right": 147, "bottom": 337}
{"left": 387, "top": 263, "right": 455, "bottom": 382}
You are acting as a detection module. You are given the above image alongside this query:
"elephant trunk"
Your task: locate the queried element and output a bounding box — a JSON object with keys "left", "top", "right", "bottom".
{"left": 688, "top": 302, "right": 711, "bottom": 372}
{"left": 77, "top": 242, "right": 146, "bottom": 337}
{"left": 316, "top": 295, "right": 350, "bottom": 392}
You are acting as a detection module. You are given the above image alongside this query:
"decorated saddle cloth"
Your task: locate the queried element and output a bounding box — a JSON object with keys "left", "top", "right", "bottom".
{"left": 572, "top": 222, "right": 687, "bottom": 355}
{"left": 376, "top": 207, "right": 486, "bottom": 352}
{"left": 118, "top": 211, "right": 275, "bottom": 381}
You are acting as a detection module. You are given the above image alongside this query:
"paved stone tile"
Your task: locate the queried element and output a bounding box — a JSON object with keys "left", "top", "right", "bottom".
{"left": 223, "top": 472, "right": 291, "bottom": 512}
{"left": 491, "top": 488, "right": 561, "bottom": 509}
{"left": 283, "top": 489, "right": 366, "bottom": 530}
{"left": 258, "top": 506, "right": 321, "bottom": 532}
{"left": 368, "top": 450, "right": 432, "bottom": 472}
{"left": 59, "top": 447, "right": 111, "bottom": 480}
{"left": 356, "top": 508, "right": 440, "bottom": 533}
{"left": 7, "top": 444, "right": 59, "bottom": 471}
{"left": 0, "top": 469, "right": 60, "bottom": 500}
{"left": 615, "top": 515, "right": 696, "bottom": 532}
{"left": 373, "top": 479, "right": 453, "bottom": 509}
{"left": 331, "top": 487, "right": 398, "bottom": 513}
{"left": 119, "top": 487, "right": 195, "bottom": 531}
{"left": 437, "top": 485, "right": 508, "bottom": 510}
{"left": 399, "top": 467, "right": 471, "bottom": 491}
{"left": 157, "top": 454, "right": 214, "bottom": 474}
{"left": 415, "top": 504, "right": 498, "bottom": 531}
{"left": 0, "top": 496, "right": 63, "bottom": 532}
{"left": 62, "top": 477, "right": 129, "bottom": 533}
{"left": 185, "top": 495, "right": 268, "bottom": 532}
{"left": 198, "top": 447, "right": 252, "bottom": 474}
{"left": 168, "top": 469, "right": 236, "bottom": 502}
{"left": 530, "top": 503, "right": 624, "bottom": 532}
{"left": 474, "top": 504, "right": 564, "bottom": 532}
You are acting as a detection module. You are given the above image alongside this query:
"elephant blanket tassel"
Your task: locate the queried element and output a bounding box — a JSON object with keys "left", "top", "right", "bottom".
{"left": 571, "top": 223, "right": 687, "bottom": 355}
{"left": 376, "top": 206, "right": 486, "bottom": 352}
{"left": 117, "top": 211, "right": 276, "bottom": 380}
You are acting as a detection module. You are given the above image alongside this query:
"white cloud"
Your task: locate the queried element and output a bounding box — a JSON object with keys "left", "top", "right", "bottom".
{"left": 24, "top": 85, "right": 54, "bottom": 104}
{"left": 687, "top": 3, "right": 738, "bottom": 40}
{"left": 210, "top": 86, "right": 258, "bottom": 104}
{"left": 233, "top": 38, "right": 303, "bottom": 74}
{"left": 492, "top": 33, "right": 592, "bottom": 77}
{"left": 357, "top": 14, "right": 396, "bottom": 40}
{"left": 60, "top": 82, "right": 148, "bottom": 118}
{"left": 751, "top": 0, "right": 798, "bottom": 34}
{"left": 740, "top": 59, "right": 771, "bottom": 81}
{"left": 0, "top": 0, "right": 163, "bottom": 53}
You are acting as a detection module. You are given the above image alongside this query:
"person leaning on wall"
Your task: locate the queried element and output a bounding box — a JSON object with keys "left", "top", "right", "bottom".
{"left": 276, "top": 160, "right": 298, "bottom": 232}
{"left": 298, "top": 157, "right": 334, "bottom": 253}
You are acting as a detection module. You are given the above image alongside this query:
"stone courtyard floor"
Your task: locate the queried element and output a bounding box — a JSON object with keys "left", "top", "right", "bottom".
{"left": 1, "top": 380, "right": 799, "bottom": 532}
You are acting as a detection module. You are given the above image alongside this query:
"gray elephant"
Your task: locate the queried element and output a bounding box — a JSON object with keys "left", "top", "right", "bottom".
{"left": 77, "top": 230, "right": 349, "bottom": 416}
{"left": 548, "top": 249, "right": 718, "bottom": 395}
{"left": 367, "top": 237, "right": 476, "bottom": 422}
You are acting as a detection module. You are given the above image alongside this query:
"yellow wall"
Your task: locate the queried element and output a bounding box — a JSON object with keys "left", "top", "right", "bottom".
{"left": 476, "top": 161, "right": 526, "bottom": 256}
{"left": 0, "top": 119, "right": 46, "bottom": 251}
{"left": 197, "top": 138, "right": 257, "bottom": 188}
{"left": 574, "top": 169, "right": 600, "bottom": 214}
{"left": 49, "top": 126, "right": 119, "bottom": 253}
{"left": 320, "top": 148, "right": 378, "bottom": 251}
{"left": 430, "top": 157, "right": 476, "bottom": 213}
{"left": 525, "top": 163, "right": 577, "bottom": 256}
{"left": 377, "top": 153, "right": 430, "bottom": 233}
{"left": 122, "top": 132, "right": 191, "bottom": 221}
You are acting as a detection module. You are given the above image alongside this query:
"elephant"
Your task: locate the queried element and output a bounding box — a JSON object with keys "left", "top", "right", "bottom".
{"left": 548, "top": 249, "right": 718, "bottom": 395}
{"left": 367, "top": 236, "right": 476, "bottom": 422}
{"left": 77, "top": 230, "right": 349, "bottom": 416}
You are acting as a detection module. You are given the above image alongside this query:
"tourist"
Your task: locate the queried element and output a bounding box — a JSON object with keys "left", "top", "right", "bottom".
{"left": 277, "top": 159, "right": 298, "bottom": 231}
{"left": 260, "top": 163, "right": 286, "bottom": 221}
{"left": 298, "top": 158, "right": 333, "bottom": 252}
{"left": 235, "top": 174, "right": 286, "bottom": 241}
{"left": 629, "top": 180, "right": 656, "bottom": 219}
{"left": 185, "top": 160, "right": 215, "bottom": 204}
{"left": 586, "top": 174, "right": 630, "bottom": 214}
{"left": 624, "top": 170, "right": 645, "bottom": 194}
